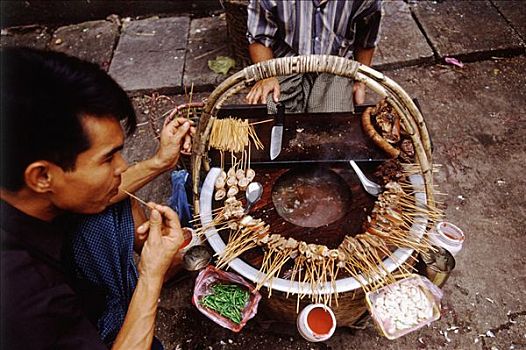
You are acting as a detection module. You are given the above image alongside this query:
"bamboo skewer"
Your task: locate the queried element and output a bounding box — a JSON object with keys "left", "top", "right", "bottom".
{"left": 249, "top": 118, "right": 274, "bottom": 126}
{"left": 122, "top": 190, "right": 155, "bottom": 209}
{"left": 186, "top": 83, "right": 194, "bottom": 121}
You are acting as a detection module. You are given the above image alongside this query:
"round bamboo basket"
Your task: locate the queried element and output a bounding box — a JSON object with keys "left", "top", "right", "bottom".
{"left": 259, "top": 286, "right": 368, "bottom": 326}
{"left": 191, "top": 55, "right": 435, "bottom": 326}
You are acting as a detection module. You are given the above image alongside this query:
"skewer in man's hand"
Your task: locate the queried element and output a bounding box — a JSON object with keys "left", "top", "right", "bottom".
{"left": 153, "top": 116, "right": 196, "bottom": 170}
{"left": 137, "top": 204, "right": 185, "bottom": 282}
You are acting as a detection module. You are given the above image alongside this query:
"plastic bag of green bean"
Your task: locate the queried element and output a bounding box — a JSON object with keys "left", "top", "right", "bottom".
{"left": 193, "top": 266, "right": 262, "bottom": 332}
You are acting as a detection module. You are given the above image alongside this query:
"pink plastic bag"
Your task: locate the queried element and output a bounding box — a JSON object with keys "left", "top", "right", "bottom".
{"left": 192, "top": 266, "right": 262, "bottom": 332}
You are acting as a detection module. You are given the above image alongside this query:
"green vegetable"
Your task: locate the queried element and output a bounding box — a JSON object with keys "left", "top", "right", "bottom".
{"left": 200, "top": 283, "right": 250, "bottom": 324}
{"left": 208, "top": 56, "right": 236, "bottom": 75}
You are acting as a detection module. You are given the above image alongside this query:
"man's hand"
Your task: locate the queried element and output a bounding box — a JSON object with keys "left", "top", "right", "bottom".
{"left": 246, "top": 77, "right": 280, "bottom": 104}
{"left": 113, "top": 204, "right": 184, "bottom": 349}
{"left": 113, "top": 118, "right": 196, "bottom": 204}
{"left": 153, "top": 117, "right": 196, "bottom": 171}
{"left": 353, "top": 81, "right": 366, "bottom": 106}
{"left": 137, "top": 204, "right": 184, "bottom": 282}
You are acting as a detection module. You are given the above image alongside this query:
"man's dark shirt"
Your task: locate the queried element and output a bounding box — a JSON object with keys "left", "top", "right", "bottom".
{"left": 0, "top": 200, "right": 107, "bottom": 349}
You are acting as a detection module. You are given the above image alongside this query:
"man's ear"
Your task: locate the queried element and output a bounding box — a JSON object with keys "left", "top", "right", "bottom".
{"left": 24, "top": 161, "right": 55, "bottom": 193}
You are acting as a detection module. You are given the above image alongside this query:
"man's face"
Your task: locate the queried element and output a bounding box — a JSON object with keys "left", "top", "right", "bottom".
{"left": 49, "top": 116, "right": 128, "bottom": 214}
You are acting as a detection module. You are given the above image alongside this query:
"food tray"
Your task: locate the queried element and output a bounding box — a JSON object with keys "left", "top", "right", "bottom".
{"left": 365, "top": 274, "right": 443, "bottom": 340}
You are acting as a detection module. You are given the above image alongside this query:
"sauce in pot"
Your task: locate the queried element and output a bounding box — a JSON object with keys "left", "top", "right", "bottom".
{"left": 307, "top": 307, "right": 333, "bottom": 335}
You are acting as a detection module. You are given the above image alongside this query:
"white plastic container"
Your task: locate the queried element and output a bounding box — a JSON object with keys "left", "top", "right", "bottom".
{"left": 427, "top": 221, "right": 464, "bottom": 256}
{"left": 297, "top": 304, "right": 337, "bottom": 342}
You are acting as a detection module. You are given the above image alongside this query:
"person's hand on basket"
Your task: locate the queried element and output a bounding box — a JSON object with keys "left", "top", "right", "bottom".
{"left": 246, "top": 77, "right": 281, "bottom": 104}
{"left": 353, "top": 81, "right": 366, "bottom": 105}
{"left": 153, "top": 117, "right": 196, "bottom": 170}
{"left": 137, "top": 204, "right": 185, "bottom": 282}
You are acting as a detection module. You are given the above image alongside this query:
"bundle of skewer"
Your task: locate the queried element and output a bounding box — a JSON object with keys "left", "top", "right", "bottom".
{"left": 201, "top": 115, "right": 266, "bottom": 207}
{"left": 209, "top": 117, "right": 264, "bottom": 153}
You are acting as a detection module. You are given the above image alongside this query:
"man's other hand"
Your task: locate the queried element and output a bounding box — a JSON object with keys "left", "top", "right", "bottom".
{"left": 137, "top": 204, "right": 184, "bottom": 282}
{"left": 153, "top": 117, "right": 196, "bottom": 170}
{"left": 246, "top": 77, "right": 280, "bottom": 104}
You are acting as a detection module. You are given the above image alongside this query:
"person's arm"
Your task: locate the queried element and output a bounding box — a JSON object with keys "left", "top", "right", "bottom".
{"left": 352, "top": 47, "right": 376, "bottom": 105}
{"left": 111, "top": 274, "right": 162, "bottom": 349}
{"left": 246, "top": 43, "right": 280, "bottom": 104}
{"left": 112, "top": 204, "right": 183, "bottom": 349}
{"left": 130, "top": 200, "right": 185, "bottom": 281}
{"left": 248, "top": 41, "right": 274, "bottom": 63}
{"left": 352, "top": 0, "right": 382, "bottom": 105}
{"left": 110, "top": 117, "right": 196, "bottom": 204}
{"left": 354, "top": 47, "right": 375, "bottom": 67}
{"left": 245, "top": 1, "right": 280, "bottom": 104}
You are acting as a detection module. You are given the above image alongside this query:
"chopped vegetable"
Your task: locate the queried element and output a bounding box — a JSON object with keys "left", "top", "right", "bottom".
{"left": 200, "top": 284, "right": 250, "bottom": 324}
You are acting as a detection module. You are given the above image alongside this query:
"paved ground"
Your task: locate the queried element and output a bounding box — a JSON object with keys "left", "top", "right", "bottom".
{"left": 2, "top": 1, "right": 525, "bottom": 349}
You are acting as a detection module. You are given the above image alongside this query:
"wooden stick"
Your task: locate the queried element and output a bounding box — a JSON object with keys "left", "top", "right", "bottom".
{"left": 249, "top": 118, "right": 274, "bottom": 126}
{"left": 122, "top": 190, "right": 155, "bottom": 209}
{"left": 186, "top": 83, "right": 194, "bottom": 120}
{"left": 194, "top": 46, "right": 225, "bottom": 60}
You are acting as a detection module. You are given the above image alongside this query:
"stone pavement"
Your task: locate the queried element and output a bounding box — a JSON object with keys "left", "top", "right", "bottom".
{"left": 1, "top": 1, "right": 526, "bottom": 349}
{"left": 2, "top": 1, "right": 524, "bottom": 94}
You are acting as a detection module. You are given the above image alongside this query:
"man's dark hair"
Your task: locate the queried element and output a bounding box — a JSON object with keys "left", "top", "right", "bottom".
{"left": 0, "top": 47, "right": 137, "bottom": 191}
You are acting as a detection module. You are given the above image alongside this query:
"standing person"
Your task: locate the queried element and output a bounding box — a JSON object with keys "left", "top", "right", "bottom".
{"left": 0, "top": 47, "right": 195, "bottom": 349}
{"left": 245, "top": 0, "right": 382, "bottom": 113}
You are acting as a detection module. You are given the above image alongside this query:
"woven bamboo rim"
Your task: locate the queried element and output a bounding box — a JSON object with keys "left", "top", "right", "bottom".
{"left": 192, "top": 55, "right": 435, "bottom": 215}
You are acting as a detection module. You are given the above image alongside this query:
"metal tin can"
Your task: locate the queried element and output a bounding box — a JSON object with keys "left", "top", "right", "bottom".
{"left": 420, "top": 246, "right": 456, "bottom": 288}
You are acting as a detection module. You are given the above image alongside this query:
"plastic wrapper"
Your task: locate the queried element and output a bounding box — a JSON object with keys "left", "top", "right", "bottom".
{"left": 366, "top": 275, "right": 443, "bottom": 340}
{"left": 192, "top": 266, "right": 261, "bottom": 332}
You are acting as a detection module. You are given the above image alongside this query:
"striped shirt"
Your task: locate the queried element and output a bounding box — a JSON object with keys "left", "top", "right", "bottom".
{"left": 247, "top": 0, "right": 382, "bottom": 59}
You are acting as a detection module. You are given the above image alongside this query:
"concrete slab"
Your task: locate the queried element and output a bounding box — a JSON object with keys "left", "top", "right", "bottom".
{"left": 0, "top": 25, "right": 50, "bottom": 49}
{"left": 491, "top": 0, "right": 526, "bottom": 41}
{"left": 116, "top": 17, "right": 189, "bottom": 53}
{"left": 2, "top": 1, "right": 221, "bottom": 28}
{"left": 373, "top": 1, "right": 434, "bottom": 70}
{"left": 49, "top": 20, "right": 119, "bottom": 70}
{"left": 109, "top": 16, "right": 190, "bottom": 94}
{"left": 411, "top": 0, "right": 524, "bottom": 60}
{"left": 183, "top": 14, "right": 235, "bottom": 91}
{"left": 109, "top": 48, "right": 186, "bottom": 95}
